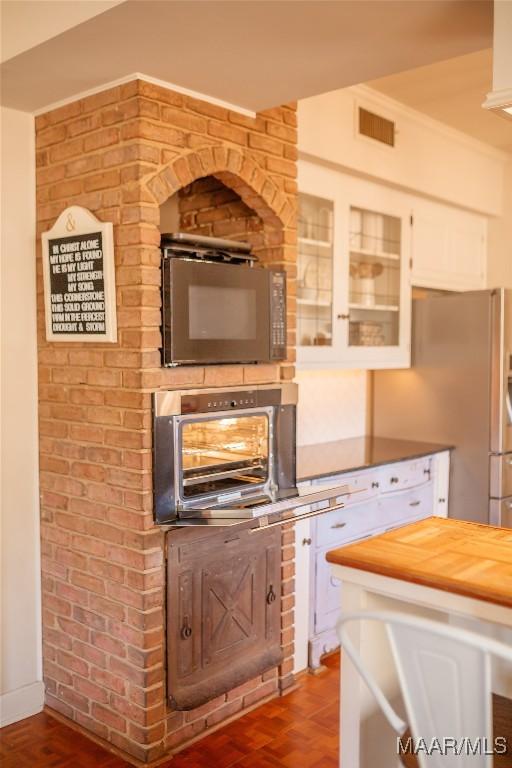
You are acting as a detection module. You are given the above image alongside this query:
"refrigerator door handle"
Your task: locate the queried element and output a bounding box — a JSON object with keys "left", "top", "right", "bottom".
{"left": 506, "top": 378, "right": 512, "bottom": 425}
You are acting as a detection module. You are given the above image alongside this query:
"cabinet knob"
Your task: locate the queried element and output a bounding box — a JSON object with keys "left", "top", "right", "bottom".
{"left": 266, "top": 585, "right": 277, "bottom": 605}
{"left": 371, "top": 481, "right": 379, "bottom": 489}
{"left": 438, "top": 497, "right": 446, "bottom": 504}
{"left": 390, "top": 476, "right": 399, "bottom": 484}
{"left": 337, "top": 313, "right": 349, "bottom": 320}
{"left": 302, "top": 537, "right": 312, "bottom": 546}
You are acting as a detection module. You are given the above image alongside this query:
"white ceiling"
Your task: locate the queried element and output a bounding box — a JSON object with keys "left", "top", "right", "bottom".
{"left": 0, "top": 0, "right": 493, "bottom": 114}
{"left": 368, "top": 49, "right": 512, "bottom": 152}
{"left": 0, "top": 1, "right": 123, "bottom": 63}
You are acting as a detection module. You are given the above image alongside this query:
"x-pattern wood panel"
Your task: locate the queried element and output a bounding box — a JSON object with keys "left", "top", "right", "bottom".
{"left": 207, "top": 561, "right": 254, "bottom": 649}
{"left": 0, "top": 656, "right": 340, "bottom": 768}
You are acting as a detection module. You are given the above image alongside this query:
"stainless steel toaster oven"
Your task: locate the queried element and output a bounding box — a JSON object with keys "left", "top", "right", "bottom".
{"left": 153, "top": 384, "right": 297, "bottom": 524}
{"left": 153, "top": 383, "right": 356, "bottom": 529}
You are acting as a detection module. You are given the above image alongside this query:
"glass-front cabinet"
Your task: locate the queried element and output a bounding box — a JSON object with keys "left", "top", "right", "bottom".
{"left": 297, "top": 195, "right": 334, "bottom": 353}
{"left": 297, "top": 161, "right": 412, "bottom": 369}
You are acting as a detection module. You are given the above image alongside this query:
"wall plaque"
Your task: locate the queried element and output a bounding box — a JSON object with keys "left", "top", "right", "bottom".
{"left": 42, "top": 206, "right": 117, "bottom": 342}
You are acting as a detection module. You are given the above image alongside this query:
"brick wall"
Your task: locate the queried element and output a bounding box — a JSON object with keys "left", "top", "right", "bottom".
{"left": 177, "top": 175, "right": 265, "bottom": 248}
{"left": 36, "top": 78, "right": 297, "bottom": 762}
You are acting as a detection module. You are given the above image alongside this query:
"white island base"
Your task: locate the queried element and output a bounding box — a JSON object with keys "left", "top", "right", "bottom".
{"left": 329, "top": 521, "right": 512, "bottom": 768}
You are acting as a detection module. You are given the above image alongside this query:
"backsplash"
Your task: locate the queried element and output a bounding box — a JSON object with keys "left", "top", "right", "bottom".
{"left": 296, "top": 369, "right": 367, "bottom": 445}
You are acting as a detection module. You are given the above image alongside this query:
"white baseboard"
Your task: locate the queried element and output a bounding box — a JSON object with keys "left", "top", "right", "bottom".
{"left": 0, "top": 681, "right": 45, "bottom": 727}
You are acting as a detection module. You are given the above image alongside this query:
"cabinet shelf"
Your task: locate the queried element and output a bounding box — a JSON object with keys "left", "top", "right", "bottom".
{"left": 297, "top": 298, "right": 332, "bottom": 308}
{"left": 299, "top": 237, "right": 332, "bottom": 249}
{"left": 349, "top": 247, "right": 400, "bottom": 261}
{"left": 348, "top": 303, "right": 399, "bottom": 312}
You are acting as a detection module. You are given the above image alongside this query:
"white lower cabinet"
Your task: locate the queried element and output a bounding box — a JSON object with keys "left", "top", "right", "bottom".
{"left": 297, "top": 452, "right": 450, "bottom": 670}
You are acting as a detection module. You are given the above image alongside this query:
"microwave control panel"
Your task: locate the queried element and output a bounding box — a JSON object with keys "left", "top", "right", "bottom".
{"left": 270, "top": 271, "right": 287, "bottom": 360}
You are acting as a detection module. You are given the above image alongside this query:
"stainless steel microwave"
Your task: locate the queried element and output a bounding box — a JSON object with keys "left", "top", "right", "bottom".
{"left": 161, "top": 241, "right": 287, "bottom": 366}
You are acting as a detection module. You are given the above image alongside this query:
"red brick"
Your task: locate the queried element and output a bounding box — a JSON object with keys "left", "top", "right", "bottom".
{"left": 89, "top": 561, "right": 125, "bottom": 588}
{"left": 208, "top": 120, "right": 246, "bottom": 145}
{"left": 71, "top": 571, "right": 105, "bottom": 596}
{"left": 91, "top": 667, "right": 126, "bottom": 696}
{"left": 72, "top": 639, "right": 107, "bottom": 669}
{"left": 75, "top": 712, "right": 109, "bottom": 740}
{"left": 45, "top": 693, "right": 74, "bottom": 719}
{"left": 83, "top": 127, "right": 119, "bottom": 153}
{"left": 74, "top": 675, "right": 109, "bottom": 704}
{"left": 57, "top": 683, "right": 90, "bottom": 713}
{"left": 56, "top": 649, "right": 89, "bottom": 677}
{"left": 91, "top": 631, "right": 126, "bottom": 658}
{"left": 91, "top": 702, "right": 127, "bottom": 732}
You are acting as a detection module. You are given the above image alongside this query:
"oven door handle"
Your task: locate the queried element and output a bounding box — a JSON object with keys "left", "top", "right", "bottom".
{"left": 249, "top": 501, "right": 346, "bottom": 531}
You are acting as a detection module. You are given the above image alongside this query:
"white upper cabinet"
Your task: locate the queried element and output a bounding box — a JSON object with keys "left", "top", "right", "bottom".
{"left": 298, "top": 160, "right": 412, "bottom": 370}
{"left": 410, "top": 198, "right": 487, "bottom": 292}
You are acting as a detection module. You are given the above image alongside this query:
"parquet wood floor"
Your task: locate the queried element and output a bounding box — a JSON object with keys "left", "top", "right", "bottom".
{"left": 0, "top": 655, "right": 340, "bottom": 768}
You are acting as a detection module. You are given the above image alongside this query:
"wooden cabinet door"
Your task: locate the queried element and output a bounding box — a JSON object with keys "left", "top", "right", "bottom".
{"left": 167, "top": 527, "right": 282, "bottom": 710}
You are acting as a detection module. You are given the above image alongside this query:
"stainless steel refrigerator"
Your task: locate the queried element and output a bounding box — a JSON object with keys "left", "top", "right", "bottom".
{"left": 372, "top": 289, "right": 512, "bottom": 526}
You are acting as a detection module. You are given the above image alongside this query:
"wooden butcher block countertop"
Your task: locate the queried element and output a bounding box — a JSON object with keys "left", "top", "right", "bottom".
{"left": 326, "top": 517, "right": 512, "bottom": 609}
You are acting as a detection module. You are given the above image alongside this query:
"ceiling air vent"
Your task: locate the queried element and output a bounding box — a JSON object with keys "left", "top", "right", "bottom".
{"left": 358, "top": 107, "right": 395, "bottom": 147}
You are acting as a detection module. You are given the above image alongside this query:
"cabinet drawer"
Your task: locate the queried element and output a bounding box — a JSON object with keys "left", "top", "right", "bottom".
{"left": 312, "top": 469, "right": 380, "bottom": 506}
{"left": 378, "top": 481, "right": 433, "bottom": 529}
{"left": 379, "top": 457, "right": 431, "bottom": 493}
{"left": 316, "top": 499, "right": 380, "bottom": 549}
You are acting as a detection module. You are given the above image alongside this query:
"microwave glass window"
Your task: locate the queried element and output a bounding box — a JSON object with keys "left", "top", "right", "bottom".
{"left": 188, "top": 285, "right": 257, "bottom": 340}
{"left": 181, "top": 414, "right": 269, "bottom": 499}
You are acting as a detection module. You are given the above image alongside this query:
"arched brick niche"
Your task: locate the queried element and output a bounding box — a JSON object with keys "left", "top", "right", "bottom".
{"left": 35, "top": 80, "right": 297, "bottom": 763}
{"left": 142, "top": 145, "right": 297, "bottom": 389}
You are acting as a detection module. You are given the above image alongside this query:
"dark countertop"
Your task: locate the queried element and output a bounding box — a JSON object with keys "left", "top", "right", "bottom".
{"left": 297, "top": 436, "right": 452, "bottom": 483}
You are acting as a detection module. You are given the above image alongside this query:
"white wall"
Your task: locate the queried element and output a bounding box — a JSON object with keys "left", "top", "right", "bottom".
{"left": 299, "top": 85, "right": 507, "bottom": 217}
{"left": 488, "top": 158, "right": 512, "bottom": 288}
{"left": 296, "top": 370, "right": 367, "bottom": 446}
{"left": 0, "top": 107, "right": 43, "bottom": 725}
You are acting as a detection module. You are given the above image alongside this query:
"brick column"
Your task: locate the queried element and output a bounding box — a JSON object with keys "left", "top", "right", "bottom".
{"left": 36, "top": 79, "right": 297, "bottom": 762}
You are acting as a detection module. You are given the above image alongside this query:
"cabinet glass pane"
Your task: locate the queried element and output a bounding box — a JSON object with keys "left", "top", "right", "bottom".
{"left": 297, "top": 194, "right": 333, "bottom": 348}
{"left": 348, "top": 207, "right": 401, "bottom": 348}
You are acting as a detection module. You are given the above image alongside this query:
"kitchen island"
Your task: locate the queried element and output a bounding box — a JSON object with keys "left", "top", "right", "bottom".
{"left": 327, "top": 517, "right": 512, "bottom": 768}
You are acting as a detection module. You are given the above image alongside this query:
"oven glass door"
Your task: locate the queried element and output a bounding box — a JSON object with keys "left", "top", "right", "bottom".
{"left": 169, "top": 259, "right": 270, "bottom": 363}
{"left": 178, "top": 409, "right": 272, "bottom": 504}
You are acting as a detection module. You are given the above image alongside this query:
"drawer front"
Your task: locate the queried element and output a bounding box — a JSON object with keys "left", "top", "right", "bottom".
{"left": 312, "top": 469, "right": 380, "bottom": 506}
{"left": 379, "top": 457, "right": 432, "bottom": 494}
{"left": 316, "top": 499, "right": 380, "bottom": 549}
{"left": 314, "top": 550, "right": 343, "bottom": 633}
{"left": 378, "top": 481, "right": 433, "bottom": 529}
